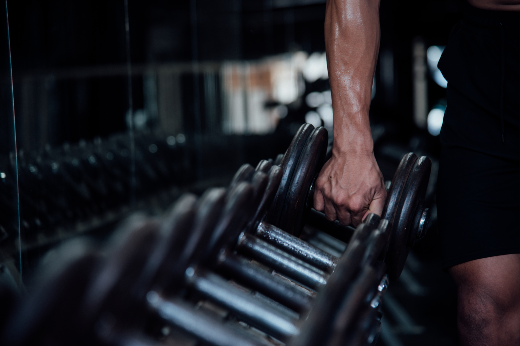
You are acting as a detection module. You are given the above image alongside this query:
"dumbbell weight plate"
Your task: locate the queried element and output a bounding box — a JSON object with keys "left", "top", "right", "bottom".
{"left": 137, "top": 194, "right": 200, "bottom": 295}
{"left": 385, "top": 156, "right": 431, "bottom": 281}
{"left": 267, "top": 124, "right": 314, "bottom": 227}
{"left": 381, "top": 153, "right": 417, "bottom": 258}
{"left": 274, "top": 153, "right": 284, "bottom": 166}
{"left": 278, "top": 127, "right": 328, "bottom": 236}
{"left": 204, "top": 182, "right": 256, "bottom": 263}
{"left": 160, "top": 189, "right": 227, "bottom": 293}
{"left": 230, "top": 164, "right": 256, "bottom": 188}
{"left": 248, "top": 166, "right": 283, "bottom": 232}
{"left": 287, "top": 238, "right": 366, "bottom": 346}
{"left": 79, "top": 219, "right": 161, "bottom": 331}
{"left": 250, "top": 171, "right": 269, "bottom": 208}
{"left": 328, "top": 264, "right": 385, "bottom": 346}
{"left": 0, "top": 247, "right": 99, "bottom": 346}
{"left": 255, "top": 159, "right": 273, "bottom": 174}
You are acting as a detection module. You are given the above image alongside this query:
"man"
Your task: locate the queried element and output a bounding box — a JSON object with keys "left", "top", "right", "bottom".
{"left": 313, "top": 0, "right": 520, "bottom": 345}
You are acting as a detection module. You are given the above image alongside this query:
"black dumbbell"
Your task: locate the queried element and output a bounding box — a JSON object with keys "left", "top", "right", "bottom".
{"left": 227, "top": 166, "right": 343, "bottom": 289}
{"left": 0, "top": 239, "right": 101, "bottom": 346}
{"left": 81, "top": 189, "right": 388, "bottom": 345}
{"left": 216, "top": 166, "right": 391, "bottom": 323}
{"left": 0, "top": 185, "right": 388, "bottom": 346}
{"left": 224, "top": 154, "right": 398, "bottom": 293}
{"left": 234, "top": 123, "right": 431, "bottom": 280}
{"left": 74, "top": 188, "right": 298, "bottom": 343}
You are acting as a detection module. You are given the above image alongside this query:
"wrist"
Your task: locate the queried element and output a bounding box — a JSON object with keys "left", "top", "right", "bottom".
{"left": 332, "top": 127, "right": 374, "bottom": 157}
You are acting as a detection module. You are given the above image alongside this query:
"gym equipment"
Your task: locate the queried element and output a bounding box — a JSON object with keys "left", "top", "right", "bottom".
{"left": 232, "top": 123, "right": 431, "bottom": 280}
{"left": 0, "top": 122, "right": 432, "bottom": 346}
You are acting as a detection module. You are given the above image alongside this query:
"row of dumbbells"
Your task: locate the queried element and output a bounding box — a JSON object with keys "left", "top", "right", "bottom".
{"left": 0, "top": 123, "right": 431, "bottom": 345}
{"left": 0, "top": 130, "right": 191, "bottom": 242}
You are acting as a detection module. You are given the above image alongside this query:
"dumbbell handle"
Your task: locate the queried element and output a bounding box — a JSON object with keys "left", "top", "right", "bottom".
{"left": 147, "top": 292, "right": 267, "bottom": 346}
{"left": 306, "top": 208, "right": 357, "bottom": 244}
{"left": 236, "top": 232, "right": 329, "bottom": 289}
{"left": 256, "top": 221, "right": 339, "bottom": 272}
{"left": 186, "top": 269, "right": 300, "bottom": 341}
{"left": 217, "top": 252, "right": 314, "bottom": 313}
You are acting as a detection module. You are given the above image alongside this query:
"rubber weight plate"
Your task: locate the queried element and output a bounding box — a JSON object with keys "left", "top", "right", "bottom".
{"left": 266, "top": 123, "right": 314, "bottom": 227}
{"left": 79, "top": 219, "right": 161, "bottom": 331}
{"left": 381, "top": 153, "right": 417, "bottom": 256}
{"left": 274, "top": 153, "right": 284, "bottom": 166}
{"left": 0, "top": 244, "right": 99, "bottom": 346}
{"left": 161, "top": 189, "right": 226, "bottom": 293}
{"left": 248, "top": 165, "right": 283, "bottom": 233}
{"left": 385, "top": 156, "right": 431, "bottom": 281}
{"left": 245, "top": 171, "right": 269, "bottom": 232}
{"left": 256, "top": 159, "right": 273, "bottom": 174}
{"left": 288, "top": 239, "right": 366, "bottom": 346}
{"left": 204, "top": 182, "right": 256, "bottom": 264}
{"left": 277, "top": 126, "right": 328, "bottom": 236}
{"left": 230, "top": 164, "right": 256, "bottom": 188}
{"left": 139, "top": 194, "right": 199, "bottom": 295}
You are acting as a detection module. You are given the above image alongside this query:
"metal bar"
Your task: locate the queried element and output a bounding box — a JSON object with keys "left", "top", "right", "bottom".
{"left": 187, "top": 270, "right": 300, "bottom": 341}
{"left": 307, "top": 208, "right": 356, "bottom": 244}
{"left": 218, "top": 253, "right": 313, "bottom": 313}
{"left": 256, "top": 221, "right": 338, "bottom": 272}
{"left": 236, "top": 233, "right": 328, "bottom": 289}
{"left": 147, "top": 292, "right": 264, "bottom": 346}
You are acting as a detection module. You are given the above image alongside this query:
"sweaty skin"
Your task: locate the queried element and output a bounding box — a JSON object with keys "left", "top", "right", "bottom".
{"left": 314, "top": 0, "right": 386, "bottom": 227}
{"left": 314, "top": 0, "right": 519, "bottom": 228}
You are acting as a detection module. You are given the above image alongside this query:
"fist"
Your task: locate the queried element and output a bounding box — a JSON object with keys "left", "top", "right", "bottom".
{"left": 313, "top": 152, "right": 386, "bottom": 226}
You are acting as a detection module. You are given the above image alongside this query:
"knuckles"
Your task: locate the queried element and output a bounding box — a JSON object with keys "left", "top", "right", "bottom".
{"left": 332, "top": 194, "right": 366, "bottom": 216}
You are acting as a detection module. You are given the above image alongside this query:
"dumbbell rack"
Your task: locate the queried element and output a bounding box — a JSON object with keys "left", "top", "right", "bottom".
{"left": 0, "top": 130, "right": 194, "bottom": 259}
{"left": 0, "top": 123, "right": 431, "bottom": 346}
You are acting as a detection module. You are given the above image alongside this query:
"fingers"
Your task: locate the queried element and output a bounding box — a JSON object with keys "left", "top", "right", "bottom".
{"left": 367, "top": 187, "right": 387, "bottom": 217}
{"left": 356, "top": 187, "right": 386, "bottom": 225}
{"left": 323, "top": 200, "right": 337, "bottom": 221}
{"left": 314, "top": 185, "right": 338, "bottom": 222}
{"left": 313, "top": 187, "right": 325, "bottom": 211}
{"left": 336, "top": 205, "right": 352, "bottom": 226}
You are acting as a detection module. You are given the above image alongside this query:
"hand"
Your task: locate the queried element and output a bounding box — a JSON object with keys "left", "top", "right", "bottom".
{"left": 313, "top": 150, "right": 386, "bottom": 226}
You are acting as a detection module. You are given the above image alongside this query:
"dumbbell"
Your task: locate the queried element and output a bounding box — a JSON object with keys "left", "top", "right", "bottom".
{"left": 144, "top": 188, "right": 389, "bottom": 345}
{"left": 0, "top": 232, "right": 256, "bottom": 346}
{"left": 0, "top": 239, "right": 103, "bottom": 346}
{"left": 94, "top": 179, "right": 386, "bottom": 341}
{"left": 1, "top": 182, "right": 387, "bottom": 346}
{"left": 233, "top": 123, "right": 431, "bottom": 280}
{"left": 203, "top": 170, "right": 392, "bottom": 340}
{"left": 226, "top": 164, "right": 392, "bottom": 300}
{"left": 68, "top": 190, "right": 298, "bottom": 344}
{"left": 223, "top": 160, "right": 369, "bottom": 292}
{"left": 78, "top": 188, "right": 388, "bottom": 345}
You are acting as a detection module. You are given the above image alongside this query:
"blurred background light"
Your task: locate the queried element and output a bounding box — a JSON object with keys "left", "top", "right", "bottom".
{"left": 427, "top": 104, "right": 446, "bottom": 136}
{"left": 322, "top": 90, "right": 332, "bottom": 104}
{"left": 317, "top": 104, "right": 333, "bottom": 130}
{"left": 306, "top": 91, "right": 325, "bottom": 108}
{"left": 427, "top": 45, "right": 448, "bottom": 88}
{"left": 302, "top": 52, "right": 328, "bottom": 83}
{"left": 305, "top": 111, "right": 322, "bottom": 128}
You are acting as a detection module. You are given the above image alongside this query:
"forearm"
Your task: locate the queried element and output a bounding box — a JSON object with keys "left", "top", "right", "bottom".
{"left": 325, "top": 0, "right": 380, "bottom": 156}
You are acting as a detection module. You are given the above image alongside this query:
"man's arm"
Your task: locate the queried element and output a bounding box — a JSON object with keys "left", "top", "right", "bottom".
{"left": 313, "top": 0, "right": 386, "bottom": 226}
